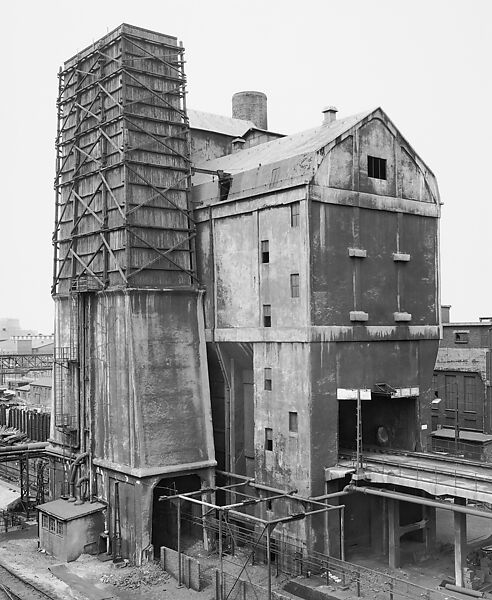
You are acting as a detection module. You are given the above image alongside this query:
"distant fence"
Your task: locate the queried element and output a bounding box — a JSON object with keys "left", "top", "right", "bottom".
{"left": 0, "top": 406, "right": 50, "bottom": 442}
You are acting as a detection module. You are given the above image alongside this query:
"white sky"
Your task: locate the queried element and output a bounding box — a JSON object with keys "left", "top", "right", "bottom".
{"left": 1, "top": 0, "right": 491, "bottom": 333}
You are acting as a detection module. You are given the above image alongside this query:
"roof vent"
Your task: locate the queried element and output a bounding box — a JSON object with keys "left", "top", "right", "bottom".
{"left": 322, "top": 106, "right": 338, "bottom": 125}
{"left": 232, "top": 137, "right": 246, "bottom": 153}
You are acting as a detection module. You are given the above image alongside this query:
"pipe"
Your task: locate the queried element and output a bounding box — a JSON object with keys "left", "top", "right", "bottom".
{"left": 443, "top": 583, "right": 483, "bottom": 598}
{"left": 74, "top": 476, "right": 89, "bottom": 505}
{"left": 349, "top": 485, "right": 492, "bottom": 520}
{"left": 0, "top": 442, "right": 47, "bottom": 454}
{"left": 310, "top": 491, "right": 351, "bottom": 501}
{"left": 68, "top": 452, "right": 89, "bottom": 502}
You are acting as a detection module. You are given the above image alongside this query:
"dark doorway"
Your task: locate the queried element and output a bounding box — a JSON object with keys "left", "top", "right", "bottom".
{"left": 338, "top": 395, "right": 418, "bottom": 453}
{"left": 151, "top": 474, "right": 201, "bottom": 558}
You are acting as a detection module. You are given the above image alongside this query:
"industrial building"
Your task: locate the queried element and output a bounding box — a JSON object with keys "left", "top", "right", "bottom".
{"left": 43, "top": 22, "right": 492, "bottom": 596}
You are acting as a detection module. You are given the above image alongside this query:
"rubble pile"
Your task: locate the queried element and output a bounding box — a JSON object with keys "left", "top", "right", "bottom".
{"left": 100, "top": 563, "right": 170, "bottom": 589}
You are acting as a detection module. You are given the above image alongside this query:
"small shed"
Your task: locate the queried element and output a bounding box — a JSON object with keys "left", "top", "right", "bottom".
{"left": 37, "top": 499, "right": 106, "bottom": 562}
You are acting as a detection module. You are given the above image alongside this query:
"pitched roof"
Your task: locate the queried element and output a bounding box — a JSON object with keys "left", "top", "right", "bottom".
{"left": 188, "top": 109, "right": 257, "bottom": 137}
{"left": 37, "top": 498, "right": 106, "bottom": 521}
{"left": 193, "top": 109, "right": 374, "bottom": 179}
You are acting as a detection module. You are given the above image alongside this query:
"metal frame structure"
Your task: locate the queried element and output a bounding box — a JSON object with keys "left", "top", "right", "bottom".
{"left": 0, "top": 354, "right": 53, "bottom": 375}
{"left": 159, "top": 477, "right": 341, "bottom": 600}
{"left": 53, "top": 25, "right": 195, "bottom": 296}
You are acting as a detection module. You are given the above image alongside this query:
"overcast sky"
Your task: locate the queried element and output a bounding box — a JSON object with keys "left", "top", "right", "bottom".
{"left": 1, "top": 0, "right": 490, "bottom": 333}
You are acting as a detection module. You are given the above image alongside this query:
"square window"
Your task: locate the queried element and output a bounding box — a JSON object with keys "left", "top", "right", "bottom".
{"left": 368, "top": 156, "right": 387, "bottom": 180}
{"left": 264, "top": 368, "right": 272, "bottom": 391}
{"left": 263, "top": 305, "right": 271, "bottom": 328}
{"left": 265, "top": 428, "right": 273, "bottom": 451}
{"left": 289, "top": 411, "right": 298, "bottom": 433}
{"left": 290, "top": 273, "right": 300, "bottom": 298}
{"left": 261, "top": 240, "right": 270, "bottom": 263}
{"left": 290, "top": 203, "right": 300, "bottom": 227}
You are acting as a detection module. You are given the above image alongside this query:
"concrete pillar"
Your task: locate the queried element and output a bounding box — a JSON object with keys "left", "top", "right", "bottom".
{"left": 388, "top": 498, "right": 400, "bottom": 569}
{"left": 454, "top": 498, "right": 467, "bottom": 588}
{"left": 424, "top": 506, "right": 436, "bottom": 555}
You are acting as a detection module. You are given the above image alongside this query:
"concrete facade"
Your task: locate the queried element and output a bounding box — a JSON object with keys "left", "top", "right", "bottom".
{"left": 192, "top": 107, "right": 441, "bottom": 554}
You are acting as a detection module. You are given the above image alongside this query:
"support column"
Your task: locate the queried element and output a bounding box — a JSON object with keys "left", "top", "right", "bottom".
{"left": 388, "top": 498, "right": 400, "bottom": 569}
{"left": 454, "top": 498, "right": 467, "bottom": 588}
{"left": 424, "top": 505, "right": 436, "bottom": 556}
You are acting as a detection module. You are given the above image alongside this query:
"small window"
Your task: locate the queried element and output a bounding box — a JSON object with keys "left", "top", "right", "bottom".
{"left": 265, "top": 428, "right": 273, "bottom": 451}
{"left": 454, "top": 331, "right": 469, "bottom": 344}
{"left": 264, "top": 368, "right": 272, "bottom": 391}
{"left": 290, "top": 274, "right": 300, "bottom": 298}
{"left": 49, "top": 516, "right": 56, "bottom": 533}
{"left": 290, "top": 203, "right": 300, "bottom": 227}
{"left": 261, "top": 240, "right": 270, "bottom": 263}
{"left": 56, "top": 520, "right": 64, "bottom": 536}
{"left": 266, "top": 499, "right": 273, "bottom": 511}
{"left": 289, "top": 411, "right": 298, "bottom": 433}
{"left": 218, "top": 173, "right": 232, "bottom": 201}
{"left": 41, "top": 514, "right": 48, "bottom": 529}
{"left": 464, "top": 376, "right": 476, "bottom": 411}
{"left": 368, "top": 156, "right": 387, "bottom": 180}
{"left": 263, "top": 305, "right": 271, "bottom": 328}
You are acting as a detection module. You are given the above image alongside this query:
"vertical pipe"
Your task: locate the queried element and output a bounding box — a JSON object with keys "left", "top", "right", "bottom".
{"left": 266, "top": 526, "right": 272, "bottom": 600}
{"left": 218, "top": 510, "right": 223, "bottom": 600}
{"left": 177, "top": 499, "right": 183, "bottom": 587}
{"left": 340, "top": 506, "right": 345, "bottom": 561}
{"left": 356, "top": 389, "right": 362, "bottom": 474}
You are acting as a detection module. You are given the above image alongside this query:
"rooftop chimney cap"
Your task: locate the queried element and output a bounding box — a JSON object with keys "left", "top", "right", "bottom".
{"left": 322, "top": 106, "right": 338, "bottom": 124}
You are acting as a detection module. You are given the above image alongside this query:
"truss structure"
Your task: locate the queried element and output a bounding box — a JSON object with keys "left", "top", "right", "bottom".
{"left": 53, "top": 24, "right": 195, "bottom": 296}
{"left": 0, "top": 354, "right": 53, "bottom": 374}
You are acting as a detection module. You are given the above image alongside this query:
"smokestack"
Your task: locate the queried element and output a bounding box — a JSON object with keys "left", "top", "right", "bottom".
{"left": 322, "top": 106, "right": 338, "bottom": 124}
{"left": 441, "top": 305, "right": 451, "bottom": 324}
{"left": 232, "top": 91, "right": 268, "bottom": 130}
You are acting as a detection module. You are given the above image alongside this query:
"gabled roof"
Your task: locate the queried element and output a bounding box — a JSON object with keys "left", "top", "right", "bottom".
{"left": 188, "top": 109, "right": 257, "bottom": 137}
{"left": 193, "top": 109, "right": 374, "bottom": 179}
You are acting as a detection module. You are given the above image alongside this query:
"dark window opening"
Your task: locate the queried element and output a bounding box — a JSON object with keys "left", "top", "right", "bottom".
{"left": 289, "top": 411, "right": 298, "bottom": 432}
{"left": 290, "top": 203, "right": 300, "bottom": 227}
{"left": 454, "top": 331, "right": 469, "bottom": 344}
{"left": 261, "top": 240, "right": 270, "bottom": 263}
{"left": 263, "top": 305, "right": 271, "bottom": 327}
{"left": 265, "top": 428, "right": 273, "bottom": 451}
{"left": 464, "top": 376, "right": 476, "bottom": 411}
{"left": 264, "top": 368, "right": 272, "bottom": 391}
{"left": 218, "top": 172, "right": 232, "bottom": 201}
{"left": 266, "top": 499, "right": 273, "bottom": 511}
{"left": 290, "top": 273, "right": 300, "bottom": 298}
{"left": 368, "top": 156, "right": 387, "bottom": 180}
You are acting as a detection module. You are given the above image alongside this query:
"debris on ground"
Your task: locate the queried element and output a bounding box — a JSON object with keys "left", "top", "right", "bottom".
{"left": 100, "top": 563, "right": 170, "bottom": 589}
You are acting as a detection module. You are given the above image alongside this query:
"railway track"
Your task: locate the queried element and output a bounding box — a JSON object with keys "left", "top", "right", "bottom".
{"left": 0, "top": 562, "right": 58, "bottom": 600}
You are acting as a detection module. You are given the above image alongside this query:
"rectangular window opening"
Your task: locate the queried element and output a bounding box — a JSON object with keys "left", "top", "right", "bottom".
{"left": 464, "top": 376, "right": 476, "bottom": 412}
{"left": 261, "top": 240, "right": 270, "bottom": 263}
{"left": 264, "top": 368, "right": 272, "bottom": 391}
{"left": 290, "top": 273, "right": 300, "bottom": 298}
{"left": 263, "top": 305, "right": 271, "bottom": 328}
{"left": 454, "top": 331, "right": 469, "bottom": 344}
{"left": 56, "top": 520, "right": 64, "bottom": 536}
{"left": 266, "top": 499, "right": 273, "bottom": 511}
{"left": 368, "top": 156, "right": 387, "bottom": 180}
{"left": 49, "top": 516, "right": 56, "bottom": 533}
{"left": 41, "top": 514, "right": 48, "bottom": 530}
{"left": 265, "top": 428, "right": 273, "bottom": 451}
{"left": 290, "top": 203, "right": 300, "bottom": 227}
{"left": 289, "top": 411, "right": 298, "bottom": 433}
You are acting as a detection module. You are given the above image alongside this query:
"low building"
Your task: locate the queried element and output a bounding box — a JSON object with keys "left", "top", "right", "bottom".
{"left": 37, "top": 499, "right": 106, "bottom": 562}
{"left": 29, "top": 377, "right": 52, "bottom": 409}
{"left": 432, "top": 307, "right": 492, "bottom": 435}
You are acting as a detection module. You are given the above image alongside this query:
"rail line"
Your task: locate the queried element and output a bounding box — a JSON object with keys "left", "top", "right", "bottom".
{"left": 0, "top": 562, "right": 59, "bottom": 600}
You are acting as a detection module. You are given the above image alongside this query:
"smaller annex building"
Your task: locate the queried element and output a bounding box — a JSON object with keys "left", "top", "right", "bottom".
{"left": 37, "top": 499, "right": 105, "bottom": 562}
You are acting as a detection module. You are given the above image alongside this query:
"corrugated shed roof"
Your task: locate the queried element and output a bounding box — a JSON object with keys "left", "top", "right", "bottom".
{"left": 194, "top": 109, "right": 374, "bottom": 177}
{"left": 188, "top": 109, "right": 256, "bottom": 137}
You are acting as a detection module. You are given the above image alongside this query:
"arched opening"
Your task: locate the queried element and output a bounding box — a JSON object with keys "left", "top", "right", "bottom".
{"left": 151, "top": 474, "right": 202, "bottom": 558}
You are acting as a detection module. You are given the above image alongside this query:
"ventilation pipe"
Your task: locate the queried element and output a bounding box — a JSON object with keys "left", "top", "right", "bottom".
{"left": 67, "top": 452, "right": 89, "bottom": 502}
{"left": 74, "top": 476, "right": 89, "bottom": 505}
{"left": 322, "top": 106, "right": 338, "bottom": 124}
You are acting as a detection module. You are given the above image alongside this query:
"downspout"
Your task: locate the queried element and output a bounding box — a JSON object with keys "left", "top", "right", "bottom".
{"left": 67, "top": 451, "right": 89, "bottom": 502}
{"left": 215, "top": 344, "right": 232, "bottom": 472}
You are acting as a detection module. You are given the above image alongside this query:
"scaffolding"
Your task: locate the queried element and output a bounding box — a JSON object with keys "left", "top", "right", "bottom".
{"left": 52, "top": 24, "right": 195, "bottom": 296}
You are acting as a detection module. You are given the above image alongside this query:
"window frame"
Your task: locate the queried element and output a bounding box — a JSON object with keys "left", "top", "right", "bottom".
{"left": 265, "top": 427, "right": 273, "bottom": 451}
{"left": 264, "top": 368, "right": 272, "bottom": 391}
{"left": 289, "top": 411, "right": 298, "bottom": 433}
{"left": 290, "top": 203, "right": 300, "bottom": 227}
{"left": 261, "top": 240, "right": 270, "bottom": 264}
{"left": 368, "top": 155, "right": 387, "bottom": 180}
{"left": 290, "top": 273, "right": 300, "bottom": 298}
{"left": 263, "top": 305, "right": 271, "bottom": 328}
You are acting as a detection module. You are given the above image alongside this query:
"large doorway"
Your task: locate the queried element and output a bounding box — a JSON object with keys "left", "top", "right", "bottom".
{"left": 151, "top": 474, "right": 201, "bottom": 558}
